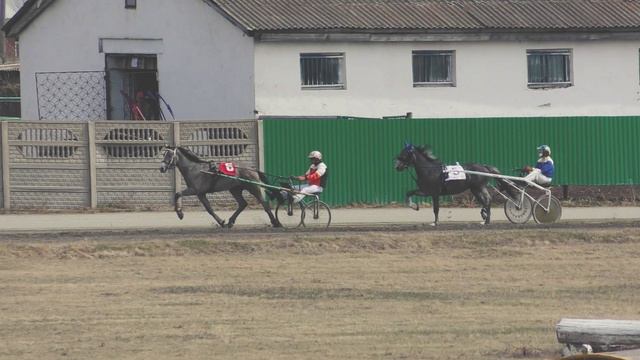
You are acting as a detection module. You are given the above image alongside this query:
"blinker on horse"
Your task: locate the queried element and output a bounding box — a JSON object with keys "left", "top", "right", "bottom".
{"left": 159, "top": 146, "right": 282, "bottom": 228}
{"left": 395, "top": 143, "right": 512, "bottom": 225}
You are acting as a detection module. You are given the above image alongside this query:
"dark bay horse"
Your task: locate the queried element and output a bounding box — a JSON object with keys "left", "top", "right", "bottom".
{"left": 395, "top": 144, "right": 513, "bottom": 225}
{"left": 160, "top": 146, "right": 281, "bottom": 228}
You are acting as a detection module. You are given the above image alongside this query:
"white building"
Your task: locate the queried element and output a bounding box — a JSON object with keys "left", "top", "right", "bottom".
{"left": 5, "top": 0, "right": 640, "bottom": 120}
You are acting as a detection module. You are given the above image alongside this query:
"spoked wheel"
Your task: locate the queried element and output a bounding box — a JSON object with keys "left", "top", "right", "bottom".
{"left": 302, "top": 200, "right": 332, "bottom": 228}
{"left": 532, "top": 194, "right": 562, "bottom": 224}
{"left": 504, "top": 197, "right": 533, "bottom": 224}
{"left": 275, "top": 201, "right": 304, "bottom": 228}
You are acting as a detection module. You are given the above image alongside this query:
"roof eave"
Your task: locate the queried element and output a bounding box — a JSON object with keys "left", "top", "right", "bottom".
{"left": 3, "top": 0, "right": 57, "bottom": 38}
{"left": 253, "top": 28, "right": 640, "bottom": 42}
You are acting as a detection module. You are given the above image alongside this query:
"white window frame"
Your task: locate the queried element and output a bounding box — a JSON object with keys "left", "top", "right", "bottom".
{"left": 412, "top": 50, "right": 456, "bottom": 87}
{"left": 527, "top": 49, "right": 573, "bottom": 89}
{"left": 300, "top": 52, "right": 346, "bottom": 90}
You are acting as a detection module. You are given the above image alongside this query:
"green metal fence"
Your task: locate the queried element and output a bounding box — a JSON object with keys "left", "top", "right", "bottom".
{"left": 262, "top": 116, "right": 640, "bottom": 206}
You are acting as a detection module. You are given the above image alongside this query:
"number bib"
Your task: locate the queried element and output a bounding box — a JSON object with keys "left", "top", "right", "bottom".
{"left": 444, "top": 164, "right": 466, "bottom": 181}
{"left": 218, "top": 162, "right": 238, "bottom": 176}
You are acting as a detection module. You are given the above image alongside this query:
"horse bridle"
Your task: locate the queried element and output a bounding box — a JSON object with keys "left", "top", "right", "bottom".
{"left": 161, "top": 147, "right": 178, "bottom": 169}
{"left": 395, "top": 145, "right": 418, "bottom": 170}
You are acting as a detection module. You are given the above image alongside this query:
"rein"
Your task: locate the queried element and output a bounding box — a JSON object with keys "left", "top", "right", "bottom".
{"left": 233, "top": 166, "right": 288, "bottom": 180}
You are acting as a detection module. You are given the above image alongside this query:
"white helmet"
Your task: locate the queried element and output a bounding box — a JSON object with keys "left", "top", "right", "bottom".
{"left": 308, "top": 150, "right": 322, "bottom": 160}
{"left": 537, "top": 145, "right": 551, "bottom": 156}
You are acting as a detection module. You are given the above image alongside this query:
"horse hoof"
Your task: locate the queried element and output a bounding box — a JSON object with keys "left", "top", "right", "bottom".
{"left": 177, "top": 211, "right": 184, "bottom": 220}
{"left": 430, "top": 222, "right": 437, "bottom": 227}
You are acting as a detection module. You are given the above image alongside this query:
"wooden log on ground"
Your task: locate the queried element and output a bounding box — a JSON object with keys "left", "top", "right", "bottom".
{"left": 560, "top": 348, "right": 640, "bottom": 360}
{"left": 557, "top": 318, "right": 640, "bottom": 350}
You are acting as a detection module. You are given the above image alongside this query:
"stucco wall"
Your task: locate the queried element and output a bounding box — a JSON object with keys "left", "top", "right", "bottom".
{"left": 254, "top": 40, "right": 640, "bottom": 118}
{"left": 18, "top": 0, "right": 255, "bottom": 120}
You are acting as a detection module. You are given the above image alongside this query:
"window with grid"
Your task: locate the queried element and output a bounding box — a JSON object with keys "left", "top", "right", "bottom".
{"left": 300, "top": 53, "right": 345, "bottom": 89}
{"left": 527, "top": 49, "right": 572, "bottom": 88}
{"left": 412, "top": 50, "right": 455, "bottom": 86}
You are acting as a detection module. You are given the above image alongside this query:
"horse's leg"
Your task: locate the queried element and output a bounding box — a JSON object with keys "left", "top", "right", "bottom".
{"left": 246, "top": 185, "right": 282, "bottom": 228}
{"left": 405, "top": 189, "right": 425, "bottom": 211}
{"left": 226, "top": 187, "right": 248, "bottom": 228}
{"left": 431, "top": 196, "right": 440, "bottom": 226}
{"left": 472, "top": 187, "right": 492, "bottom": 225}
{"left": 197, "top": 193, "right": 226, "bottom": 227}
{"left": 174, "top": 187, "right": 198, "bottom": 220}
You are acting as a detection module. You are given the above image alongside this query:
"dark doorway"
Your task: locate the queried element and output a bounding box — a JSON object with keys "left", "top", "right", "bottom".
{"left": 106, "top": 54, "right": 160, "bottom": 120}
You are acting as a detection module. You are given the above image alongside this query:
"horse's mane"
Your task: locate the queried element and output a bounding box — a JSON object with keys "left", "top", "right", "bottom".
{"left": 177, "top": 146, "right": 210, "bottom": 164}
{"left": 414, "top": 145, "right": 440, "bottom": 162}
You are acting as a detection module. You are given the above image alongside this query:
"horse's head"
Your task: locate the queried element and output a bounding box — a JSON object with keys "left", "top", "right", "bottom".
{"left": 395, "top": 143, "right": 439, "bottom": 171}
{"left": 160, "top": 146, "right": 178, "bottom": 173}
{"left": 394, "top": 143, "right": 416, "bottom": 171}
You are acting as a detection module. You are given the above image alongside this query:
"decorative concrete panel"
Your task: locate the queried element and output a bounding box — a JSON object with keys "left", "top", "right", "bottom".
{"left": 11, "top": 191, "right": 88, "bottom": 209}
{"left": 4, "top": 120, "right": 259, "bottom": 210}
{"left": 11, "top": 168, "right": 87, "bottom": 188}
{"left": 98, "top": 191, "right": 174, "bottom": 208}
{"left": 96, "top": 168, "right": 172, "bottom": 188}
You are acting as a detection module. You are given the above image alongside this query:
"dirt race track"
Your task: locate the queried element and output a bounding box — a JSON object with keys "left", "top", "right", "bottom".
{"left": 1, "top": 218, "right": 640, "bottom": 359}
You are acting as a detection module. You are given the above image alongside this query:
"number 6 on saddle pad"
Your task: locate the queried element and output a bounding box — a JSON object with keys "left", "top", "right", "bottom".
{"left": 218, "top": 162, "right": 238, "bottom": 176}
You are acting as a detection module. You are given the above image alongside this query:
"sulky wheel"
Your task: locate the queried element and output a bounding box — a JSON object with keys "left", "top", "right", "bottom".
{"left": 504, "top": 197, "right": 533, "bottom": 224}
{"left": 532, "top": 194, "right": 562, "bottom": 224}
{"left": 275, "top": 201, "right": 304, "bottom": 228}
{"left": 302, "top": 200, "right": 332, "bottom": 228}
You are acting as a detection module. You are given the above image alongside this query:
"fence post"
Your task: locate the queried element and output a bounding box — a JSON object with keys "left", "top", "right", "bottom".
{"left": 87, "top": 121, "right": 97, "bottom": 208}
{"left": 1, "top": 121, "right": 9, "bottom": 210}
{"left": 257, "top": 119, "right": 264, "bottom": 172}
{"left": 173, "top": 122, "right": 181, "bottom": 197}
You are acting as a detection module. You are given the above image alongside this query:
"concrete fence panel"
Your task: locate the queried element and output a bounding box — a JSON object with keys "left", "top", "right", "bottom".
{"left": 94, "top": 121, "right": 174, "bottom": 208}
{"left": 1, "top": 122, "right": 7, "bottom": 208}
{"left": 7, "top": 121, "right": 89, "bottom": 209}
{"left": 0, "top": 120, "right": 258, "bottom": 210}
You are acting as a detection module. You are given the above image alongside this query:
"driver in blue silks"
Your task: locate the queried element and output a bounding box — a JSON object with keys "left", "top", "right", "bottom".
{"left": 523, "top": 145, "right": 554, "bottom": 186}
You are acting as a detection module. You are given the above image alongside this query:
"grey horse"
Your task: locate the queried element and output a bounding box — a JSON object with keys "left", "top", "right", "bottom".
{"left": 160, "top": 146, "right": 281, "bottom": 228}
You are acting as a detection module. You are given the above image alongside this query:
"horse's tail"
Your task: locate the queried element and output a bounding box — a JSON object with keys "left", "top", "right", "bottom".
{"left": 257, "top": 171, "right": 284, "bottom": 203}
{"left": 484, "top": 165, "right": 519, "bottom": 200}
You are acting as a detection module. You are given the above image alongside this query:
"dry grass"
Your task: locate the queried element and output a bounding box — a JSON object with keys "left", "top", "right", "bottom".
{"left": 1, "top": 228, "right": 640, "bottom": 359}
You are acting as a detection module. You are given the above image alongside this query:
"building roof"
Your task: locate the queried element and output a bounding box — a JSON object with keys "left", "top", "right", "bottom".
{"left": 211, "top": 0, "right": 640, "bottom": 33}
{"left": 5, "top": 0, "right": 640, "bottom": 38}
